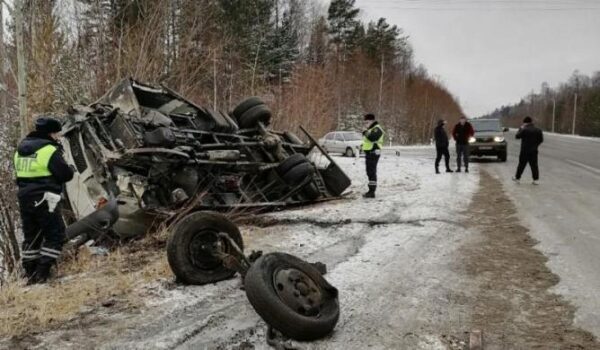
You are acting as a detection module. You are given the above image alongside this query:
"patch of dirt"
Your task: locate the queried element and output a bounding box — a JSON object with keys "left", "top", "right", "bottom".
{"left": 460, "top": 170, "right": 598, "bottom": 349}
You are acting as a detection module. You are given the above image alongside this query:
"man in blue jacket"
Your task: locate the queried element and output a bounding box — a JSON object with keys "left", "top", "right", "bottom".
{"left": 14, "top": 117, "right": 74, "bottom": 284}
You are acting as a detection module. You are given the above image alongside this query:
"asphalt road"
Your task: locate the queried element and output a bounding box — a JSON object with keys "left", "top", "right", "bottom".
{"left": 482, "top": 130, "right": 600, "bottom": 338}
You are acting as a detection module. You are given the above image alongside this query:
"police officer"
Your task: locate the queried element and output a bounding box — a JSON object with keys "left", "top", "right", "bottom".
{"left": 14, "top": 117, "right": 74, "bottom": 284}
{"left": 361, "top": 113, "right": 384, "bottom": 198}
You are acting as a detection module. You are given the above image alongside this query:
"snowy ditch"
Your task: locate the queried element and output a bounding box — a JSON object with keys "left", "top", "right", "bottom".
{"left": 15, "top": 150, "right": 481, "bottom": 350}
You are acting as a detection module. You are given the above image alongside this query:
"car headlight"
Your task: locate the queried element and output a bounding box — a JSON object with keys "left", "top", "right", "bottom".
{"left": 468, "top": 137, "right": 476, "bottom": 143}
{"left": 494, "top": 136, "right": 505, "bottom": 142}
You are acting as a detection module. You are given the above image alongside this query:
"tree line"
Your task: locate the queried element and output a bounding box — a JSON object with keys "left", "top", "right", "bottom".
{"left": 0, "top": 0, "right": 464, "bottom": 143}
{"left": 482, "top": 70, "right": 600, "bottom": 137}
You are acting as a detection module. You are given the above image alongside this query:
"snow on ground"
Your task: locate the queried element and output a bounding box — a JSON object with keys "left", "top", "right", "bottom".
{"left": 21, "top": 151, "right": 482, "bottom": 350}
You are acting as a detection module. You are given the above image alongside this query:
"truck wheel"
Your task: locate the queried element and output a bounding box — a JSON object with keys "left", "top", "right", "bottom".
{"left": 281, "top": 163, "right": 321, "bottom": 200}
{"left": 302, "top": 182, "right": 321, "bottom": 200}
{"left": 232, "top": 97, "right": 264, "bottom": 120}
{"left": 167, "top": 212, "right": 243, "bottom": 285}
{"left": 244, "top": 253, "right": 340, "bottom": 341}
{"left": 238, "top": 104, "right": 272, "bottom": 129}
{"left": 276, "top": 154, "right": 308, "bottom": 176}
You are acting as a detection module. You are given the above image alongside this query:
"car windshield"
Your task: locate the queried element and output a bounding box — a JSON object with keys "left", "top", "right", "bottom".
{"left": 344, "top": 132, "right": 362, "bottom": 141}
{"left": 471, "top": 120, "right": 501, "bottom": 132}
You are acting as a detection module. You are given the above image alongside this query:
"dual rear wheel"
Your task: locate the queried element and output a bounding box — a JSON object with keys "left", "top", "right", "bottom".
{"left": 166, "top": 212, "right": 339, "bottom": 341}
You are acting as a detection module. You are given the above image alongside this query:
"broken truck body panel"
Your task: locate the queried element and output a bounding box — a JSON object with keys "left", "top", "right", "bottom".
{"left": 61, "top": 78, "right": 351, "bottom": 239}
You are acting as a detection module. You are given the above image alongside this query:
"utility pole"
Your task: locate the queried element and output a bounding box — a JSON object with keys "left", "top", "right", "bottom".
{"left": 572, "top": 93, "right": 578, "bottom": 135}
{"left": 551, "top": 98, "right": 556, "bottom": 133}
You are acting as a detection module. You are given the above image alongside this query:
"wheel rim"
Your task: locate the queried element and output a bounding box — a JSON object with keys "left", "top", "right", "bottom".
{"left": 273, "top": 268, "right": 324, "bottom": 317}
{"left": 188, "top": 231, "right": 229, "bottom": 270}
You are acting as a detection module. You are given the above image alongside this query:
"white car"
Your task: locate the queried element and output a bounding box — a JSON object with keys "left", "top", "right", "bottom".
{"left": 319, "top": 131, "right": 362, "bottom": 157}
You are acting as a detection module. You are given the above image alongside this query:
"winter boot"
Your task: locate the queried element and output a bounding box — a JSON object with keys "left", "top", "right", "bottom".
{"left": 22, "top": 260, "right": 38, "bottom": 280}
{"left": 435, "top": 167, "right": 440, "bottom": 174}
{"left": 363, "top": 185, "right": 376, "bottom": 198}
{"left": 456, "top": 168, "right": 461, "bottom": 173}
{"left": 465, "top": 167, "right": 469, "bottom": 173}
{"left": 28, "top": 261, "right": 53, "bottom": 285}
{"left": 446, "top": 168, "right": 454, "bottom": 173}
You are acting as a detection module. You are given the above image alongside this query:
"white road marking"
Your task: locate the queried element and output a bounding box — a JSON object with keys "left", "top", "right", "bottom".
{"left": 565, "top": 159, "right": 600, "bottom": 176}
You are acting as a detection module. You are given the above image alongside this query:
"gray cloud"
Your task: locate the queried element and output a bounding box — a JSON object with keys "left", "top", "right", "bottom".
{"left": 350, "top": 0, "right": 600, "bottom": 116}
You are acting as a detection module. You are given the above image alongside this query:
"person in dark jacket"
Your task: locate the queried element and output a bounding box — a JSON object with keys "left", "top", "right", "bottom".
{"left": 434, "top": 119, "right": 453, "bottom": 174}
{"left": 513, "top": 116, "right": 544, "bottom": 185}
{"left": 14, "top": 117, "right": 74, "bottom": 284}
{"left": 361, "top": 113, "right": 385, "bottom": 198}
{"left": 451, "top": 116, "right": 474, "bottom": 173}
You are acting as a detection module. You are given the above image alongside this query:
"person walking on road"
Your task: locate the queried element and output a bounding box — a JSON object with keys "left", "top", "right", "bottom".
{"left": 452, "top": 116, "right": 474, "bottom": 173}
{"left": 361, "top": 113, "right": 385, "bottom": 198}
{"left": 434, "top": 119, "right": 453, "bottom": 174}
{"left": 14, "top": 117, "right": 74, "bottom": 284}
{"left": 513, "top": 116, "right": 544, "bottom": 185}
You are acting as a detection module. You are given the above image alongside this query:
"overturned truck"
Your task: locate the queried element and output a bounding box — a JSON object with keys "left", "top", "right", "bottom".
{"left": 62, "top": 78, "right": 350, "bottom": 239}
{"left": 60, "top": 78, "right": 347, "bottom": 340}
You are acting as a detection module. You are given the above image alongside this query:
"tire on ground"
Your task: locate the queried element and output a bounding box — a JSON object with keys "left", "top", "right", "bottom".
{"left": 344, "top": 147, "right": 354, "bottom": 157}
{"left": 276, "top": 154, "right": 309, "bottom": 176}
{"left": 238, "top": 104, "right": 272, "bottom": 129}
{"left": 232, "top": 97, "right": 264, "bottom": 120}
{"left": 244, "top": 252, "right": 340, "bottom": 341}
{"left": 498, "top": 152, "right": 507, "bottom": 162}
{"left": 167, "top": 211, "right": 243, "bottom": 285}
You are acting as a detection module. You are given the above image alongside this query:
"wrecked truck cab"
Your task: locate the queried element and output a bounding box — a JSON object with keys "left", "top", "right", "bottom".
{"left": 61, "top": 78, "right": 351, "bottom": 240}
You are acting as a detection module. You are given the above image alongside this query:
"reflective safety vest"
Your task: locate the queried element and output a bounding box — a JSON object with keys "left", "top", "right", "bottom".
{"left": 14, "top": 144, "right": 57, "bottom": 178}
{"left": 362, "top": 124, "right": 385, "bottom": 151}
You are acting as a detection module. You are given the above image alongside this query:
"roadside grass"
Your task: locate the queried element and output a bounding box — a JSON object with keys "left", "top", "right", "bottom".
{"left": 0, "top": 230, "right": 171, "bottom": 339}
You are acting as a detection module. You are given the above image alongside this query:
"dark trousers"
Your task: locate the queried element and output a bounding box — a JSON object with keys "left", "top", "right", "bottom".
{"left": 456, "top": 144, "right": 470, "bottom": 170}
{"left": 515, "top": 152, "right": 539, "bottom": 180}
{"left": 19, "top": 195, "right": 65, "bottom": 265}
{"left": 435, "top": 146, "right": 450, "bottom": 170}
{"left": 365, "top": 151, "right": 380, "bottom": 190}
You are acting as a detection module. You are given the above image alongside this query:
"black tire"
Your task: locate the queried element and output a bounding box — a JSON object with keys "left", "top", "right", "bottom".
{"left": 167, "top": 212, "right": 243, "bottom": 285}
{"left": 244, "top": 253, "right": 339, "bottom": 341}
{"left": 276, "top": 154, "right": 308, "bottom": 176}
{"left": 499, "top": 152, "right": 507, "bottom": 162}
{"left": 232, "top": 97, "right": 264, "bottom": 120}
{"left": 281, "top": 162, "right": 314, "bottom": 185}
{"left": 238, "top": 104, "right": 272, "bottom": 129}
{"left": 284, "top": 131, "right": 304, "bottom": 145}
{"left": 344, "top": 147, "right": 355, "bottom": 157}
{"left": 302, "top": 182, "right": 321, "bottom": 200}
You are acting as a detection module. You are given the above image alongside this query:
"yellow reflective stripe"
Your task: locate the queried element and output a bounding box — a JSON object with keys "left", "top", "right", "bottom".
{"left": 14, "top": 144, "right": 57, "bottom": 178}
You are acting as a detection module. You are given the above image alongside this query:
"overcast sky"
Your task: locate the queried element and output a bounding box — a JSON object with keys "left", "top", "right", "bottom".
{"left": 343, "top": 0, "right": 600, "bottom": 117}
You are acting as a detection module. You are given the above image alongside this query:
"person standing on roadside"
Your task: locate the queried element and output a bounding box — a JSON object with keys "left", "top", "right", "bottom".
{"left": 513, "top": 116, "right": 544, "bottom": 185}
{"left": 361, "top": 113, "right": 385, "bottom": 198}
{"left": 14, "top": 117, "right": 74, "bottom": 284}
{"left": 434, "top": 119, "right": 453, "bottom": 174}
{"left": 452, "top": 116, "right": 474, "bottom": 173}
